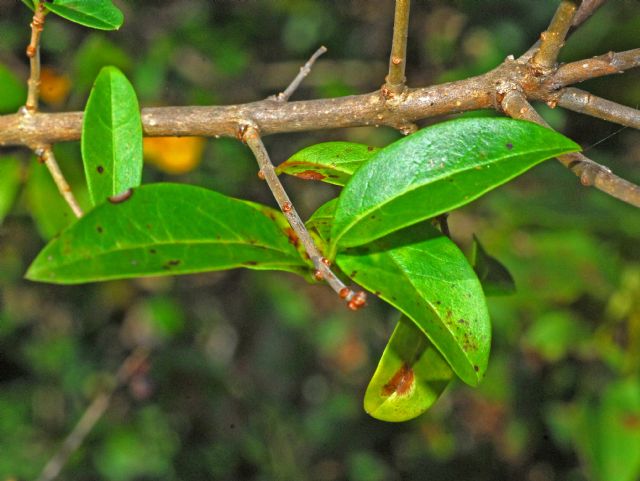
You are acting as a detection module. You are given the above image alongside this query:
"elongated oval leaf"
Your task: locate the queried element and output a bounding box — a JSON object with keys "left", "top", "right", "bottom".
{"left": 276, "top": 142, "right": 378, "bottom": 186}
{"left": 330, "top": 118, "right": 580, "bottom": 251}
{"left": 365, "top": 315, "right": 453, "bottom": 422}
{"left": 26, "top": 183, "right": 307, "bottom": 284}
{"left": 0, "top": 157, "right": 22, "bottom": 225}
{"left": 336, "top": 223, "right": 490, "bottom": 386}
{"left": 45, "top": 0, "right": 124, "bottom": 30}
{"left": 82, "top": 66, "right": 142, "bottom": 206}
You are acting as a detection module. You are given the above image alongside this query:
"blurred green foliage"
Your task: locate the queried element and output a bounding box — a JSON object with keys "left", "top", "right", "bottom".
{"left": 0, "top": 1, "right": 639, "bottom": 480}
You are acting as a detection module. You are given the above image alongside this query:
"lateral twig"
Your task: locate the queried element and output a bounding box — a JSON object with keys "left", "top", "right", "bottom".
{"left": 270, "top": 46, "right": 327, "bottom": 102}
{"left": 384, "top": 0, "right": 411, "bottom": 95}
{"left": 36, "top": 348, "right": 150, "bottom": 481}
{"left": 25, "top": 1, "right": 47, "bottom": 112}
{"left": 36, "top": 147, "right": 83, "bottom": 218}
{"left": 501, "top": 90, "right": 640, "bottom": 207}
{"left": 532, "top": 0, "right": 581, "bottom": 70}
{"left": 548, "top": 48, "right": 640, "bottom": 89}
{"left": 556, "top": 87, "right": 640, "bottom": 129}
{"left": 572, "top": 0, "right": 608, "bottom": 28}
{"left": 243, "top": 125, "right": 366, "bottom": 310}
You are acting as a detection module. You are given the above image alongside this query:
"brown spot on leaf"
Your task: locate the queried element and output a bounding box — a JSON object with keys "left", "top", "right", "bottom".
{"left": 243, "top": 261, "right": 258, "bottom": 266}
{"left": 382, "top": 363, "right": 415, "bottom": 396}
{"left": 367, "top": 146, "right": 375, "bottom": 151}
{"left": 149, "top": 249, "right": 157, "bottom": 254}
{"left": 284, "top": 228, "right": 299, "bottom": 248}
{"left": 96, "top": 226, "right": 103, "bottom": 233}
{"left": 108, "top": 188, "right": 133, "bottom": 204}
{"left": 505, "top": 142, "right": 513, "bottom": 150}
{"left": 97, "top": 165, "right": 104, "bottom": 174}
{"left": 295, "top": 170, "right": 326, "bottom": 181}
{"left": 474, "top": 365, "right": 479, "bottom": 372}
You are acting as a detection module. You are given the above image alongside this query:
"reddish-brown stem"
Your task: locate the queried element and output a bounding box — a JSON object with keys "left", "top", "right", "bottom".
{"left": 501, "top": 90, "right": 640, "bottom": 207}
{"left": 270, "top": 46, "right": 327, "bottom": 102}
{"left": 36, "top": 147, "right": 83, "bottom": 218}
{"left": 384, "top": 0, "right": 411, "bottom": 95}
{"left": 556, "top": 88, "right": 640, "bottom": 129}
{"left": 25, "top": 1, "right": 47, "bottom": 112}
{"left": 531, "top": 0, "right": 580, "bottom": 71}
{"left": 242, "top": 126, "right": 365, "bottom": 309}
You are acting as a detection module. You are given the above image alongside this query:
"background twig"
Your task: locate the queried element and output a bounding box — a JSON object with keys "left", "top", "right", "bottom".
{"left": 270, "top": 46, "right": 327, "bottom": 102}
{"left": 36, "top": 147, "right": 83, "bottom": 218}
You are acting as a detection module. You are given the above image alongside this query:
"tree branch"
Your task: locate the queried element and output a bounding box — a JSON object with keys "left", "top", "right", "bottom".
{"left": 548, "top": 48, "right": 640, "bottom": 89}
{"left": 36, "top": 348, "right": 149, "bottom": 481}
{"left": 532, "top": 0, "right": 580, "bottom": 71}
{"left": 556, "top": 87, "right": 640, "bottom": 129}
{"left": 242, "top": 125, "right": 366, "bottom": 310}
{"left": 572, "top": 0, "right": 608, "bottom": 28}
{"left": 384, "top": 0, "right": 411, "bottom": 95}
{"left": 501, "top": 90, "right": 640, "bottom": 207}
{"left": 269, "top": 46, "right": 327, "bottom": 102}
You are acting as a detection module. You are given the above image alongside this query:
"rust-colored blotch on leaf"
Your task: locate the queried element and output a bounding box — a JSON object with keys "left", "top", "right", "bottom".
{"left": 144, "top": 136, "right": 206, "bottom": 174}
{"left": 294, "top": 170, "right": 326, "bottom": 181}
{"left": 382, "top": 363, "right": 415, "bottom": 397}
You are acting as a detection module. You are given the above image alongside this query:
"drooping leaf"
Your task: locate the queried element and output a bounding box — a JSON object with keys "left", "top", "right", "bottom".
{"left": 330, "top": 118, "right": 580, "bottom": 252}
{"left": 82, "top": 66, "right": 143, "bottom": 206}
{"left": 45, "top": 0, "right": 124, "bottom": 30}
{"left": 306, "top": 198, "right": 337, "bottom": 244}
{"left": 365, "top": 315, "right": 453, "bottom": 422}
{"left": 0, "top": 157, "right": 22, "bottom": 225}
{"left": 336, "top": 223, "right": 490, "bottom": 386}
{"left": 0, "top": 64, "right": 27, "bottom": 113}
{"left": 26, "top": 183, "right": 307, "bottom": 284}
{"left": 277, "top": 142, "right": 378, "bottom": 186}
{"left": 471, "top": 235, "right": 516, "bottom": 296}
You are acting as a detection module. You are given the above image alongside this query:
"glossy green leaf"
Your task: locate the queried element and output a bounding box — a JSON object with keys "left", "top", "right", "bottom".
{"left": 82, "top": 66, "right": 143, "bottom": 206}
{"left": 306, "top": 198, "right": 337, "bottom": 244}
{"left": 582, "top": 380, "right": 640, "bottom": 481}
{"left": 26, "top": 183, "right": 307, "bottom": 284}
{"left": 337, "top": 223, "right": 490, "bottom": 386}
{"left": 45, "top": 0, "right": 124, "bottom": 30}
{"left": 276, "top": 142, "right": 378, "bottom": 186}
{"left": 0, "top": 64, "right": 27, "bottom": 114}
{"left": 330, "top": 118, "right": 580, "bottom": 251}
{"left": 471, "top": 235, "right": 515, "bottom": 296}
{"left": 365, "top": 315, "right": 453, "bottom": 422}
{"left": 0, "top": 157, "right": 22, "bottom": 225}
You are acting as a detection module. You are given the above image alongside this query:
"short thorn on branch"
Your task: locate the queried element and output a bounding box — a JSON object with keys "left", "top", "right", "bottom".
{"left": 269, "top": 46, "right": 327, "bottom": 102}
{"left": 241, "top": 124, "right": 366, "bottom": 310}
{"left": 501, "top": 89, "right": 640, "bottom": 208}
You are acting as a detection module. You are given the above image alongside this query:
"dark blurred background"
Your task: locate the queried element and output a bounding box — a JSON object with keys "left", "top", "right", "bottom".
{"left": 0, "top": 1, "right": 639, "bottom": 480}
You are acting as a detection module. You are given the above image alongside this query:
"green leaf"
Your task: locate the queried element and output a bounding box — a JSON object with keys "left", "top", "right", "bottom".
{"left": 0, "top": 157, "right": 22, "bottom": 225}
{"left": 26, "top": 183, "right": 307, "bottom": 284}
{"left": 330, "top": 118, "right": 581, "bottom": 251}
{"left": 471, "top": 235, "right": 515, "bottom": 296}
{"left": 82, "top": 66, "right": 143, "bottom": 206}
{"left": 277, "top": 142, "right": 378, "bottom": 186}
{"left": 45, "top": 0, "right": 124, "bottom": 30}
{"left": 306, "top": 198, "right": 337, "bottom": 244}
{"left": 365, "top": 315, "right": 453, "bottom": 422}
{"left": 336, "top": 223, "right": 490, "bottom": 386}
{"left": 582, "top": 380, "right": 640, "bottom": 481}
{"left": 0, "top": 64, "right": 27, "bottom": 114}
